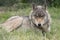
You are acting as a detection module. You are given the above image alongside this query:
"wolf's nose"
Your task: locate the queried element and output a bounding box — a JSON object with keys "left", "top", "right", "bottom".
{"left": 38, "top": 24, "right": 41, "bottom": 26}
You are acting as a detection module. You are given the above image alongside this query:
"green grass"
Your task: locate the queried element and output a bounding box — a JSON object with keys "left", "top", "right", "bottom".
{"left": 0, "top": 7, "right": 60, "bottom": 40}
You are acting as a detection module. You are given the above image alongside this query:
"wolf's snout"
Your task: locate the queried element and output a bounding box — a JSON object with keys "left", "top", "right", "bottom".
{"left": 38, "top": 24, "right": 41, "bottom": 26}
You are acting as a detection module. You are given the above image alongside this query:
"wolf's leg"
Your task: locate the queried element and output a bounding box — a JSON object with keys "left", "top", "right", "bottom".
{"left": 42, "top": 31, "right": 46, "bottom": 40}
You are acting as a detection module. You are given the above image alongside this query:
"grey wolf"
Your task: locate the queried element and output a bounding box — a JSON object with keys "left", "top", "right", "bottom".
{"left": 1, "top": 4, "right": 51, "bottom": 40}
{"left": 29, "top": 4, "right": 51, "bottom": 40}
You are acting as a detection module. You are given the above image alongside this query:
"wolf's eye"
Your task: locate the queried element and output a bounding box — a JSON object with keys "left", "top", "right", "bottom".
{"left": 34, "top": 14, "right": 38, "bottom": 17}
{"left": 40, "top": 16, "right": 43, "bottom": 17}
{"left": 40, "top": 13, "right": 45, "bottom": 17}
{"left": 40, "top": 15, "right": 44, "bottom": 17}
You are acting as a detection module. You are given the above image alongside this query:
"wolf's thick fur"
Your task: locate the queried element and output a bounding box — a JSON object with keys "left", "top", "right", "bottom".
{"left": 2, "top": 5, "right": 51, "bottom": 33}
{"left": 29, "top": 4, "right": 51, "bottom": 40}
{"left": 1, "top": 4, "right": 51, "bottom": 40}
{"left": 29, "top": 6, "right": 51, "bottom": 32}
{"left": 2, "top": 16, "right": 23, "bottom": 32}
{"left": 2, "top": 16, "right": 32, "bottom": 32}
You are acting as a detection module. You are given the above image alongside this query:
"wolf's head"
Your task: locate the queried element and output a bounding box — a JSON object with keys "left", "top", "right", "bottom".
{"left": 31, "top": 4, "right": 47, "bottom": 27}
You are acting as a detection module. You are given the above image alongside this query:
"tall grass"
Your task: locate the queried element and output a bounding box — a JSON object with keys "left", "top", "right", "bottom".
{"left": 0, "top": 7, "right": 60, "bottom": 40}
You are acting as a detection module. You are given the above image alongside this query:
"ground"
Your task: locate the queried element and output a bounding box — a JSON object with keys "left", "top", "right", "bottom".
{"left": 0, "top": 7, "right": 60, "bottom": 40}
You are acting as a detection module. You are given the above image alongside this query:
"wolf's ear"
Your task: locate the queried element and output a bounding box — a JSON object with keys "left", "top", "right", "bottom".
{"left": 42, "top": 5, "right": 47, "bottom": 10}
{"left": 32, "top": 3, "right": 37, "bottom": 10}
{"left": 42, "top": 0, "right": 47, "bottom": 10}
{"left": 42, "top": 6, "right": 47, "bottom": 10}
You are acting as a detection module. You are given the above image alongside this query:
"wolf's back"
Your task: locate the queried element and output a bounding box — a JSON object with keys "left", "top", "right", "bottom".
{"left": 1, "top": 16, "right": 23, "bottom": 32}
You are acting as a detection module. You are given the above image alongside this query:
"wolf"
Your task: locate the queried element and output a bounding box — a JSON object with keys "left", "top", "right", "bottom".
{"left": 1, "top": 4, "right": 51, "bottom": 40}
{"left": 29, "top": 4, "right": 51, "bottom": 40}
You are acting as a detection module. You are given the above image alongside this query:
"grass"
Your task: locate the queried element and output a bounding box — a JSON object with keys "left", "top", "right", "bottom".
{"left": 0, "top": 7, "right": 60, "bottom": 40}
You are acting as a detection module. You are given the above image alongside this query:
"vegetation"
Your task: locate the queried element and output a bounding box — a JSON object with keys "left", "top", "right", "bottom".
{"left": 0, "top": 7, "right": 60, "bottom": 40}
{"left": 0, "top": 0, "right": 60, "bottom": 40}
{"left": 0, "top": 0, "right": 60, "bottom": 7}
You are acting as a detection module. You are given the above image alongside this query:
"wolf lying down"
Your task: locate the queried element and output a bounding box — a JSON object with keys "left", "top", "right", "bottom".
{"left": 1, "top": 4, "right": 51, "bottom": 40}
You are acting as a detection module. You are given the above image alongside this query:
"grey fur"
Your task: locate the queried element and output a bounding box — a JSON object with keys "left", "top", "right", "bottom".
{"left": 29, "top": 5, "right": 51, "bottom": 40}
{"left": 1, "top": 5, "right": 51, "bottom": 40}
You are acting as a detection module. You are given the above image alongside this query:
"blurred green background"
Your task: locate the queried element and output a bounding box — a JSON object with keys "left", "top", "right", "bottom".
{"left": 0, "top": 0, "right": 60, "bottom": 40}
